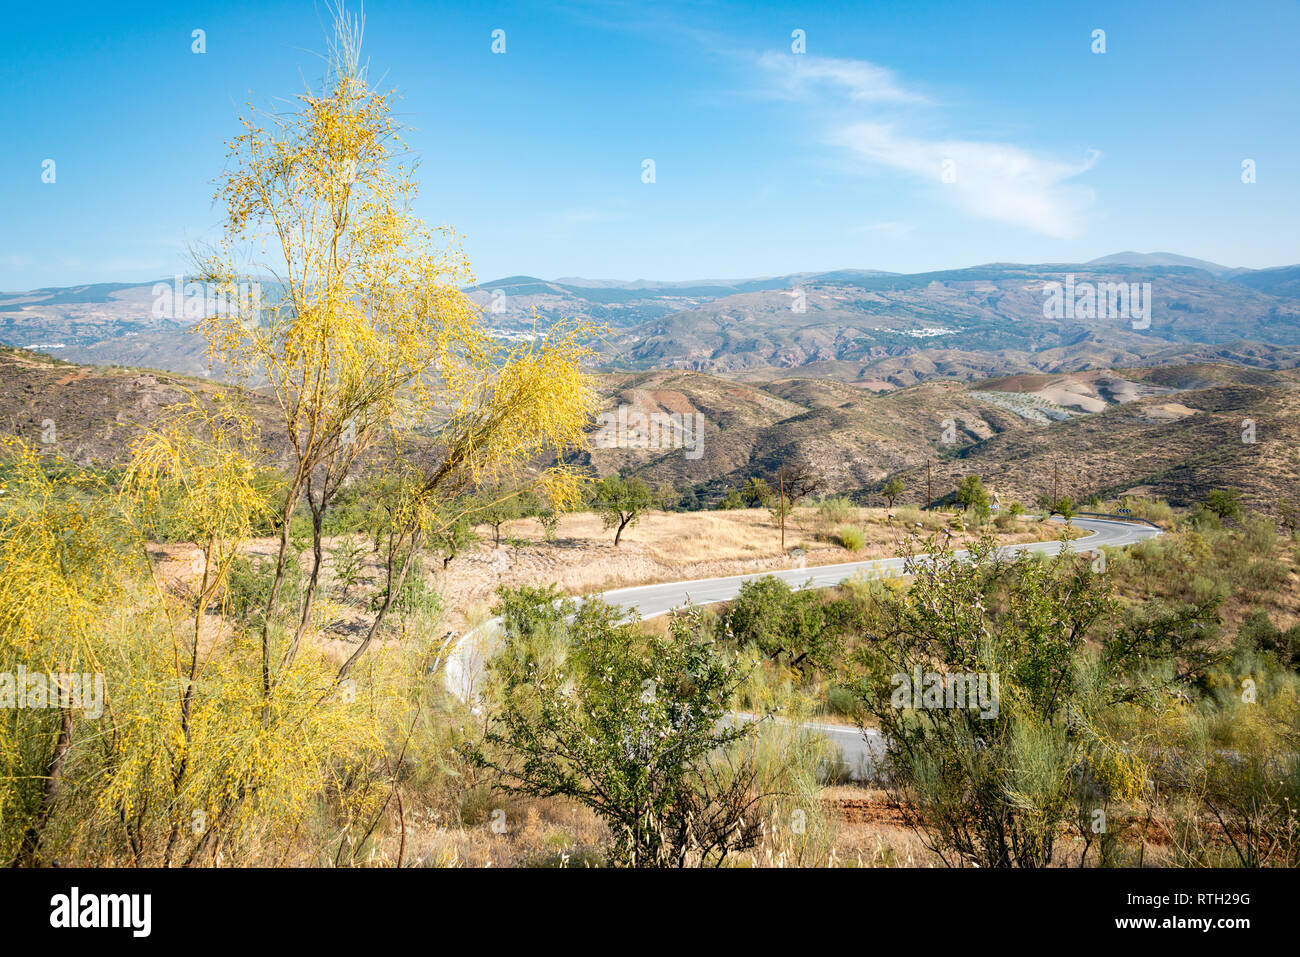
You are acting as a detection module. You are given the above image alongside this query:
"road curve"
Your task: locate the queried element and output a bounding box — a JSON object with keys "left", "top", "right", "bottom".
{"left": 444, "top": 516, "right": 1161, "bottom": 777}
{"left": 591, "top": 515, "right": 1157, "bottom": 621}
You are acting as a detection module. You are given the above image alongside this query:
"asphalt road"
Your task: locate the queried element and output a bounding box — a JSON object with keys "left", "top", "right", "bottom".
{"left": 445, "top": 515, "right": 1162, "bottom": 779}
{"left": 592, "top": 515, "right": 1158, "bottom": 620}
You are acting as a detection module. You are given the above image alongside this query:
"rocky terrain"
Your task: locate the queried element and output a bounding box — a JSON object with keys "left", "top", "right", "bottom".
{"left": 7, "top": 343, "right": 1296, "bottom": 516}
{"left": 5, "top": 253, "right": 1300, "bottom": 385}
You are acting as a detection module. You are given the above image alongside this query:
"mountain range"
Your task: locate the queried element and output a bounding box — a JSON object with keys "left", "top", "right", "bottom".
{"left": 4, "top": 252, "right": 1300, "bottom": 386}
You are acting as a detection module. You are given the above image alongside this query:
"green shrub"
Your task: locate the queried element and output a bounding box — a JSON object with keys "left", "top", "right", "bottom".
{"left": 722, "top": 576, "right": 831, "bottom": 672}
{"left": 1243, "top": 516, "right": 1277, "bottom": 554}
{"left": 1243, "top": 558, "right": 1288, "bottom": 592}
{"left": 494, "top": 582, "right": 572, "bottom": 636}
{"left": 1235, "top": 609, "right": 1300, "bottom": 671}
{"left": 1130, "top": 537, "right": 1167, "bottom": 566}
{"left": 955, "top": 474, "right": 991, "bottom": 519}
{"left": 468, "top": 598, "right": 774, "bottom": 868}
{"left": 716, "top": 487, "right": 746, "bottom": 510}
{"left": 1189, "top": 574, "right": 1226, "bottom": 605}
{"left": 370, "top": 554, "right": 442, "bottom": 619}
{"left": 225, "top": 552, "right": 303, "bottom": 621}
{"left": 894, "top": 506, "right": 923, "bottom": 526}
{"left": 825, "top": 684, "right": 858, "bottom": 718}
{"left": 817, "top": 496, "right": 856, "bottom": 524}
{"left": 838, "top": 525, "right": 865, "bottom": 552}
{"left": 329, "top": 538, "right": 366, "bottom": 599}
{"left": 895, "top": 506, "right": 946, "bottom": 531}
{"left": 1202, "top": 489, "right": 1244, "bottom": 522}
{"left": 1124, "top": 497, "right": 1173, "bottom": 525}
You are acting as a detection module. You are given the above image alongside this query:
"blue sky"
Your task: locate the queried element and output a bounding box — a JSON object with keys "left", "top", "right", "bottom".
{"left": 2, "top": 0, "right": 1298, "bottom": 290}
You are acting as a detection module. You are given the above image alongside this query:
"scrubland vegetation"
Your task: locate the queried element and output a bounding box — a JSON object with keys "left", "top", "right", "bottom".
{"left": 6, "top": 424, "right": 1297, "bottom": 868}
{"left": 3, "top": 16, "right": 1298, "bottom": 870}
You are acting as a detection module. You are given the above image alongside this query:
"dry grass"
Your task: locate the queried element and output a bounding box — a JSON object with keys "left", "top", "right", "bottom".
{"left": 495, "top": 505, "right": 1062, "bottom": 562}
{"left": 422, "top": 507, "right": 1067, "bottom": 632}
{"left": 360, "top": 795, "right": 610, "bottom": 868}
{"left": 140, "top": 506, "right": 1071, "bottom": 637}
{"left": 349, "top": 780, "right": 1217, "bottom": 868}
{"left": 359, "top": 784, "right": 940, "bottom": 868}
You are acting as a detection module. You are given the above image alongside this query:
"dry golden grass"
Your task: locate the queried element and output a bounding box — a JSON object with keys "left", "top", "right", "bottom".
{"left": 423, "top": 506, "right": 1069, "bottom": 632}
{"left": 359, "top": 794, "right": 610, "bottom": 868}
{"left": 144, "top": 505, "right": 1089, "bottom": 664}
{"left": 346, "top": 777, "right": 1201, "bottom": 867}
{"left": 495, "top": 505, "right": 1038, "bottom": 562}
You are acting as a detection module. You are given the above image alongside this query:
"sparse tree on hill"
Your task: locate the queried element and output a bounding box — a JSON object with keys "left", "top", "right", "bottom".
{"left": 769, "top": 462, "right": 823, "bottom": 549}
{"left": 645, "top": 482, "right": 684, "bottom": 513}
{"left": 956, "top": 474, "right": 991, "bottom": 520}
{"left": 592, "top": 475, "right": 656, "bottom": 546}
{"left": 881, "top": 477, "right": 905, "bottom": 509}
{"left": 477, "top": 487, "right": 530, "bottom": 547}
{"left": 1203, "top": 488, "right": 1244, "bottom": 522}
{"left": 742, "top": 476, "right": 775, "bottom": 508}
{"left": 430, "top": 512, "right": 478, "bottom": 568}
{"left": 712, "top": 487, "right": 741, "bottom": 510}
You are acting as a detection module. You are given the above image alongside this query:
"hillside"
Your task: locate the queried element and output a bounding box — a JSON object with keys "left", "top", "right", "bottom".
{"left": 572, "top": 363, "right": 1300, "bottom": 512}
{"left": 5, "top": 255, "right": 1300, "bottom": 385}
{"left": 5, "top": 346, "right": 1297, "bottom": 515}
{"left": 602, "top": 263, "right": 1300, "bottom": 376}
{"left": 0, "top": 346, "right": 285, "bottom": 466}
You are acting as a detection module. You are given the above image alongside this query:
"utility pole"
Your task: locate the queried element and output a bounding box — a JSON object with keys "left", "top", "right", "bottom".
{"left": 779, "top": 471, "right": 786, "bottom": 550}
{"left": 926, "top": 460, "right": 932, "bottom": 510}
{"left": 1052, "top": 460, "right": 1059, "bottom": 509}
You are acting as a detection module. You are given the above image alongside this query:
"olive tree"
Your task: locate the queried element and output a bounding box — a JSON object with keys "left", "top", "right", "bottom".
{"left": 469, "top": 590, "right": 783, "bottom": 867}
{"left": 590, "top": 475, "right": 656, "bottom": 546}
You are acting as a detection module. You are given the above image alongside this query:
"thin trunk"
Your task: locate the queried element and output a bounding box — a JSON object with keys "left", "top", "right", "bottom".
{"left": 779, "top": 475, "right": 785, "bottom": 550}
{"left": 338, "top": 533, "right": 422, "bottom": 681}
{"left": 166, "top": 535, "right": 213, "bottom": 867}
{"left": 283, "top": 495, "right": 326, "bottom": 673}
{"left": 259, "top": 494, "right": 298, "bottom": 716}
{"left": 17, "top": 705, "right": 74, "bottom": 866}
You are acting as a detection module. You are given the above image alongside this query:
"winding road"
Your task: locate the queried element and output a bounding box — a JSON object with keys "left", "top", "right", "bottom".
{"left": 444, "top": 514, "right": 1162, "bottom": 779}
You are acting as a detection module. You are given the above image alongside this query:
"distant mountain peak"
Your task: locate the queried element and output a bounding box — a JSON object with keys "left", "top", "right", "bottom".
{"left": 1085, "top": 251, "right": 1235, "bottom": 274}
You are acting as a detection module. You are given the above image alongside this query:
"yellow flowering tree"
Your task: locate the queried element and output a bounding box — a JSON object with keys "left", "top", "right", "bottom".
{"left": 0, "top": 440, "right": 137, "bottom": 864}
{"left": 192, "top": 7, "right": 598, "bottom": 701}
{"left": 2, "top": 6, "right": 598, "bottom": 866}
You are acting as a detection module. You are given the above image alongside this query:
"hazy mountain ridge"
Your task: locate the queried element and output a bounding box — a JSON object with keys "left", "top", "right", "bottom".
{"left": 601, "top": 263, "right": 1300, "bottom": 377}
{"left": 3, "top": 254, "right": 1300, "bottom": 384}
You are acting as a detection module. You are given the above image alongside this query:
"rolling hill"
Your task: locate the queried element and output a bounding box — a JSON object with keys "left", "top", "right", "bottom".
{"left": 5, "top": 344, "right": 1296, "bottom": 515}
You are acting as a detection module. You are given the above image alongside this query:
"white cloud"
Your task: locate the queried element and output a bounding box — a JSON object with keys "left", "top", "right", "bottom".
{"left": 833, "top": 123, "right": 1099, "bottom": 238}
{"left": 759, "top": 54, "right": 1099, "bottom": 237}
{"left": 759, "top": 51, "right": 924, "bottom": 103}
